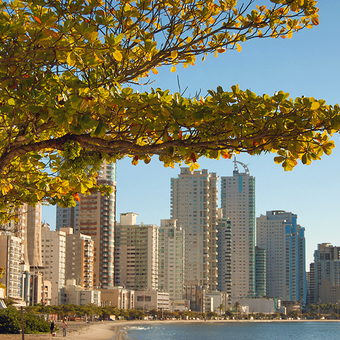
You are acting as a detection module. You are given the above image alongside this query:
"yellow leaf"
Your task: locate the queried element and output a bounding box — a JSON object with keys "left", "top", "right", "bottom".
{"left": 214, "top": 51, "right": 218, "bottom": 58}
{"left": 258, "top": 30, "right": 263, "bottom": 38}
{"left": 183, "top": 63, "right": 188, "bottom": 68}
{"left": 67, "top": 52, "right": 76, "bottom": 67}
{"left": 311, "top": 14, "right": 319, "bottom": 26}
{"left": 171, "top": 66, "right": 176, "bottom": 73}
{"left": 171, "top": 50, "right": 178, "bottom": 59}
{"left": 236, "top": 43, "right": 242, "bottom": 52}
{"left": 112, "top": 50, "right": 123, "bottom": 61}
{"left": 287, "top": 31, "right": 292, "bottom": 39}
{"left": 311, "top": 102, "right": 320, "bottom": 110}
{"left": 152, "top": 68, "right": 158, "bottom": 74}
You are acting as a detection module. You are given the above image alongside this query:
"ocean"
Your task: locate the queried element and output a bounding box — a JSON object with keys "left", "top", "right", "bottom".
{"left": 123, "top": 321, "right": 340, "bottom": 340}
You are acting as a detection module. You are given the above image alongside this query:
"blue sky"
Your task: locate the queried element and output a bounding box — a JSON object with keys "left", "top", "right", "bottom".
{"left": 42, "top": 1, "right": 340, "bottom": 266}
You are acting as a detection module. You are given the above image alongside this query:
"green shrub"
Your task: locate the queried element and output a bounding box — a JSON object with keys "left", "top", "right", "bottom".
{"left": 0, "top": 307, "right": 50, "bottom": 334}
{"left": 24, "top": 313, "right": 50, "bottom": 334}
{"left": 0, "top": 307, "right": 21, "bottom": 334}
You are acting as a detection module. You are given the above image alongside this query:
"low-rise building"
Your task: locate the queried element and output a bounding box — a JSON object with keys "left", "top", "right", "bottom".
{"left": 59, "top": 279, "right": 101, "bottom": 306}
{"left": 231, "top": 297, "right": 277, "bottom": 314}
{"left": 134, "top": 290, "right": 170, "bottom": 311}
{"left": 101, "top": 286, "right": 135, "bottom": 309}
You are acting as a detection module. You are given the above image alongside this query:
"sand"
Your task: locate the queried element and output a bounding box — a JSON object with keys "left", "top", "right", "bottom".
{"left": 0, "top": 320, "right": 128, "bottom": 340}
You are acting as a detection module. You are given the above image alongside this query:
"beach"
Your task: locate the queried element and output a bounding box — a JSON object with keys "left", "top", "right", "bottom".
{"left": 0, "top": 320, "right": 129, "bottom": 340}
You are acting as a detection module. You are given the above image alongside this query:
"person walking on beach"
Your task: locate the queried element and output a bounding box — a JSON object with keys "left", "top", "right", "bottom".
{"left": 50, "top": 321, "right": 55, "bottom": 336}
{"left": 62, "top": 319, "right": 68, "bottom": 337}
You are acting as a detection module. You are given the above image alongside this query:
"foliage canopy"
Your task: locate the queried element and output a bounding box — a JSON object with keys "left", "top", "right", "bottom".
{"left": 0, "top": 0, "right": 338, "bottom": 221}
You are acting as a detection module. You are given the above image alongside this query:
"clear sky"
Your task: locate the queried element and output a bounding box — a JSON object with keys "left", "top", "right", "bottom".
{"left": 42, "top": 1, "right": 340, "bottom": 267}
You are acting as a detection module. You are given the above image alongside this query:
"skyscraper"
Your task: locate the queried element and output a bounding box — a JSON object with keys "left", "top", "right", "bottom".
{"left": 216, "top": 209, "right": 231, "bottom": 298}
{"left": 171, "top": 168, "right": 218, "bottom": 292}
{"left": 256, "top": 210, "right": 306, "bottom": 303}
{"left": 41, "top": 225, "right": 66, "bottom": 305}
{"left": 313, "top": 243, "right": 340, "bottom": 304}
{"left": 79, "top": 162, "right": 116, "bottom": 288}
{"left": 158, "top": 219, "right": 185, "bottom": 301}
{"left": 115, "top": 213, "right": 159, "bottom": 290}
{"left": 60, "top": 227, "right": 94, "bottom": 289}
{"left": 220, "top": 160, "right": 255, "bottom": 298}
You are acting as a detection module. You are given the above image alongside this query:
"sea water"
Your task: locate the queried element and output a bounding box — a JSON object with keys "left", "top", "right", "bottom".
{"left": 124, "top": 321, "right": 340, "bottom": 340}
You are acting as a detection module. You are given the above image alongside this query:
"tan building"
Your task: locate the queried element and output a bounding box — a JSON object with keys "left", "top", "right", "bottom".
{"left": 171, "top": 168, "right": 219, "bottom": 292}
{"left": 115, "top": 213, "right": 159, "bottom": 290}
{"left": 101, "top": 286, "right": 135, "bottom": 309}
{"left": 60, "top": 228, "right": 94, "bottom": 289}
{"left": 41, "top": 225, "right": 66, "bottom": 305}
{"left": 59, "top": 279, "right": 101, "bottom": 306}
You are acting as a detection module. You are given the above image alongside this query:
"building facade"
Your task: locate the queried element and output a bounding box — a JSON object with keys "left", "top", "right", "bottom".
{"left": 220, "top": 160, "right": 255, "bottom": 298}
{"left": 56, "top": 202, "right": 80, "bottom": 233}
{"left": 41, "top": 225, "right": 66, "bottom": 305}
{"left": 158, "top": 219, "right": 185, "bottom": 301}
{"left": 171, "top": 168, "right": 218, "bottom": 292}
{"left": 0, "top": 234, "right": 25, "bottom": 302}
{"left": 255, "top": 246, "right": 266, "bottom": 298}
{"left": 313, "top": 243, "right": 340, "bottom": 304}
{"left": 256, "top": 210, "right": 306, "bottom": 303}
{"left": 216, "top": 209, "right": 231, "bottom": 298}
{"left": 79, "top": 162, "right": 116, "bottom": 288}
{"left": 115, "top": 213, "right": 159, "bottom": 290}
{"left": 60, "top": 228, "right": 94, "bottom": 289}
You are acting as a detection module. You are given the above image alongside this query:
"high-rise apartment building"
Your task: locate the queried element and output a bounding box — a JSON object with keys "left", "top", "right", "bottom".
{"left": 171, "top": 168, "right": 218, "bottom": 292}
{"left": 158, "top": 219, "right": 185, "bottom": 301}
{"left": 0, "top": 234, "right": 25, "bottom": 301}
{"left": 115, "top": 213, "right": 159, "bottom": 290}
{"left": 256, "top": 210, "right": 306, "bottom": 303}
{"left": 78, "top": 162, "right": 116, "bottom": 288}
{"left": 220, "top": 160, "right": 255, "bottom": 298}
{"left": 60, "top": 228, "right": 94, "bottom": 289}
{"left": 41, "top": 225, "right": 66, "bottom": 305}
{"left": 313, "top": 243, "right": 340, "bottom": 304}
{"left": 216, "top": 209, "right": 231, "bottom": 298}
{"left": 56, "top": 202, "right": 80, "bottom": 233}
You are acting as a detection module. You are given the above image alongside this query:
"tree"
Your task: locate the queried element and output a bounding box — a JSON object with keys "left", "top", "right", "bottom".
{"left": 218, "top": 303, "right": 225, "bottom": 316}
{"left": 234, "top": 301, "right": 241, "bottom": 319}
{"left": 0, "top": 0, "right": 336, "bottom": 222}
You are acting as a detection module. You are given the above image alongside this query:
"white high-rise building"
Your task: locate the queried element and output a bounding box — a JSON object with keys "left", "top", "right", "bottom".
{"left": 158, "top": 219, "right": 185, "bottom": 301}
{"left": 171, "top": 168, "right": 218, "bottom": 292}
{"left": 41, "top": 225, "right": 66, "bottom": 305}
{"left": 115, "top": 213, "right": 159, "bottom": 290}
{"left": 256, "top": 210, "right": 306, "bottom": 303}
{"left": 0, "top": 234, "right": 24, "bottom": 301}
{"left": 220, "top": 160, "right": 255, "bottom": 298}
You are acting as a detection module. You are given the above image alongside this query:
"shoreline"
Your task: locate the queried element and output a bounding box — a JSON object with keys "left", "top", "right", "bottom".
{"left": 1, "top": 319, "right": 339, "bottom": 340}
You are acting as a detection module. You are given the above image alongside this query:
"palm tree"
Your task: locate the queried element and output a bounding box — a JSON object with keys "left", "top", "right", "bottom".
{"left": 218, "top": 304, "right": 225, "bottom": 316}
{"left": 234, "top": 301, "right": 241, "bottom": 320}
